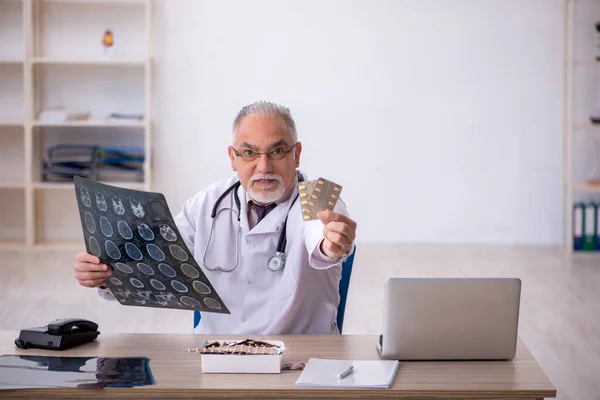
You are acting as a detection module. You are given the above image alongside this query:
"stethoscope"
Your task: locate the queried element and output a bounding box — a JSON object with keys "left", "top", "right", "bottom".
{"left": 202, "top": 171, "right": 304, "bottom": 273}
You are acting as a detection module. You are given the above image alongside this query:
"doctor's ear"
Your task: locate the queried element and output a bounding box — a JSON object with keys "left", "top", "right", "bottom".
{"left": 294, "top": 142, "right": 302, "bottom": 168}
{"left": 228, "top": 146, "right": 237, "bottom": 171}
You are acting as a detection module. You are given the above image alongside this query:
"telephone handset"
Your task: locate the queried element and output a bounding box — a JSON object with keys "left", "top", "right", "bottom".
{"left": 15, "top": 318, "right": 100, "bottom": 350}
{"left": 47, "top": 318, "right": 98, "bottom": 335}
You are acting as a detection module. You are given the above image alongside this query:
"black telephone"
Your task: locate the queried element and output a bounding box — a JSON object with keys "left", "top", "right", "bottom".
{"left": 15, "top": 318, "right": 100, "bottom": 350}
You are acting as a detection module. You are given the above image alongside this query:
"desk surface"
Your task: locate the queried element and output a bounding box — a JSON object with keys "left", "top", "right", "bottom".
{"left": 0, "top": 331, "right": 556, "bottom": 399}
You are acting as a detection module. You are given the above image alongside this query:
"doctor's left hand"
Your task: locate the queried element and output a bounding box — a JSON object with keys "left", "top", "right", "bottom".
{"left": 317, "top": 211, "right": 357, "bottom": 261}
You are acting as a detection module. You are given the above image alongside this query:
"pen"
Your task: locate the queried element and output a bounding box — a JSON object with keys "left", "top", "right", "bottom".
{"left": 337, "top": 365, "right": 354, "bottom": 379}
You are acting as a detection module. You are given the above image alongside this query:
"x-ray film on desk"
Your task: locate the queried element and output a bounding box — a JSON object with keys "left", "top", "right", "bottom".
{"left": 73, "top": 176, "right": 230, "bottom": 314}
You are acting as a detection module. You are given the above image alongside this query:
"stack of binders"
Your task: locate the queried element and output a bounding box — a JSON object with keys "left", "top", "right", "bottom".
{"left": 573, "top": 201, "right": 600, "bottom": 251}
{"left": 41, "top": 145, "right": 144, "bottom": 183}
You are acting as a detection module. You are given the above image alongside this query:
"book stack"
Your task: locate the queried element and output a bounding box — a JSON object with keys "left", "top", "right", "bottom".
{"left": 41, "top": 145, "right": 144, "bottom": 183}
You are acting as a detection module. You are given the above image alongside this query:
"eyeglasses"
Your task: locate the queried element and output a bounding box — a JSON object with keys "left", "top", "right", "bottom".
{"left": 231, "top": 142, "right": 298, "bottom": 162}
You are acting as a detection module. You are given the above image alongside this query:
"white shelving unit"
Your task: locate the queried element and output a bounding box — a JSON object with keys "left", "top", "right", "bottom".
{"left": 0, "top": 0, "right": 152, "bottom": 248}
{"left": 564, "top": 0, "right": 600, "bottom": 252}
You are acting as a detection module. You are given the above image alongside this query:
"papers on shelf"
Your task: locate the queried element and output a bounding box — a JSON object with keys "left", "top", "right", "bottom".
{"left": 38, "top": 108, "right": 90, "bottom": 122}
{"left": 106, "top": 112, "right": 144, "bottom": 121}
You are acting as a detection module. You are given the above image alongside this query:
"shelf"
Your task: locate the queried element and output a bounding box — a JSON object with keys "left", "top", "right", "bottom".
{"left": 571, "top": 250, "right": 600, "bottom": 258}
{"left": 572, "top": 59, "right": 599, "bottom": 67}
{"left": 38, "top": 0, "right": 144, "bottom": 4}
{"left": 0, "top": 63, "right": 25, "bottom": 121}
{"left": 33, "top": 181, "right": 146, "bottom": 190}
{"left": 0, "top": 181, "right": 24, "bottom": 189}
{"left": 0, "top": 120, "right": 24, "bottom": 127}
{"left": 33, "top": 241, "right": 83, "bottom": 249}
{"left": 0, "top": 187, "right": 25, "bottom": 243}
{"left": 0, "top": 127, "right": 25, "bottom": 183}
{"left": 573, "top": 121, "right": 600, "bottom": 131}
{"left": 0, "top": 0, "right": 24, "bottom": 62}
{"left": 0, "top": 0, "right": 152, "bottom": 248}
{"left": 32, "top": 58, "right": 148, "bottom": 66}
{"left": 0, "top": 241, "right": 26, "bottom": 249}
{"left": 573, "top": 183, "right": 600, "bottom": 193}
{"left": 33, "top": 119, "right": 145, "bottom": 127}
{"left": 0, "top": 59, "right": 23, "bottom": 65}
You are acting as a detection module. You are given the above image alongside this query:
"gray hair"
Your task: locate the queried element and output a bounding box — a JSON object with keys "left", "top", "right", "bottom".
{"left": 231, "top": 101, "right": 298, "bottom": 145}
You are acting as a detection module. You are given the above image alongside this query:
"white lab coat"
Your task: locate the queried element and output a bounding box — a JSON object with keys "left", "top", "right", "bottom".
{"left": 174, "top": 171, "right": 352, "bottom": 335}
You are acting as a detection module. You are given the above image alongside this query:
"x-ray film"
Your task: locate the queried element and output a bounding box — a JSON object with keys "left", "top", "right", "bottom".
{"left": 298, "top": 177, "right": 342, "bottom": 221}
{"left": 73, "top": 176, "right": 230, "bottom": 314}
{"left": 0, "top": 355, "right": 154, "bottom": 389}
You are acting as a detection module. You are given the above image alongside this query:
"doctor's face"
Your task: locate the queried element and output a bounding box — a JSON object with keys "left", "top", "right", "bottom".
{"left": 228, "top": 116, "right": 302, "bottom": 205}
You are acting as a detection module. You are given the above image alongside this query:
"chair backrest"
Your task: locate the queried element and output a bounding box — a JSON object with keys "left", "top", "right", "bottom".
{"left": 193, "top": 246, "right": 356, "bottom": 333}
{"left": 336, "top": 246, "right": 355, "bottom": 333}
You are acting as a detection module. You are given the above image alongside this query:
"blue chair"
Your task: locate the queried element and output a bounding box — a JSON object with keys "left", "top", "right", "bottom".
{"left": 193, "top": 246, "right": 356, "bottom": 333}
{"left": 336, "top": 246, "right": 355, "bottom": 333}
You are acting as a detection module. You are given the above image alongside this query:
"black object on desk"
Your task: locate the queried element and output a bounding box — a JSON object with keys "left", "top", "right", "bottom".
{"left": 14, "top": 318, "right": 100, "bottom": 350}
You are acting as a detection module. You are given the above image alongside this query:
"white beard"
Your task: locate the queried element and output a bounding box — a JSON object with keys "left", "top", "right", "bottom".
{"left": 246, "top": 173, "right": 285, "bottom": 204}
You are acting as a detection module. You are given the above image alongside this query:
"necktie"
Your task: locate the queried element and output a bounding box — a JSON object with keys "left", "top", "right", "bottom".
{"left": 253, "top": 202, "right": 276, "bottom": 223}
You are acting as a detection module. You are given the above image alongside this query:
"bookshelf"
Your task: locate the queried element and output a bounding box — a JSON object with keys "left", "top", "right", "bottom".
{"left": 0, "top": 0, "right": 152, "bottom": 248}
{"left": 32, "top": 120, "right": 145, "bottom": 127}
{"left": 31, "top": 58, "right": 146, "bottom": 65}
{"left": 564, "top": 0, "right": 600, "bottom": 252}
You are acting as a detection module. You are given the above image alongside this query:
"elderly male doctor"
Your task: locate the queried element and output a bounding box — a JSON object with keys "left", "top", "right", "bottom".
{"left": 73, "top": 101, "right": 357, "bottom": 335}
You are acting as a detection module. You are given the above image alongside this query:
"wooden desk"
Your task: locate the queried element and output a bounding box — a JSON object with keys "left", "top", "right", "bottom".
{"left": 0, "top": 331, "right": 556, "bottom": 399}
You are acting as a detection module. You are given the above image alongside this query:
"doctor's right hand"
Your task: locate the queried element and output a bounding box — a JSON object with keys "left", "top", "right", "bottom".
{"left": 73, "top": 252, "right": 112, "bottom": 288}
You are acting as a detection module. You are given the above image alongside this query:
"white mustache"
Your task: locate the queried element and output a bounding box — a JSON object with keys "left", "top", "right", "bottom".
{"left": 249, "top": 174, "right": 283, "bottom": 185}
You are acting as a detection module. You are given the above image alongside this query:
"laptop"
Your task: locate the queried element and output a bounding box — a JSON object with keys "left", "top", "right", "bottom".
{"left": 377, "top": 277, "right": 521, "bottom": 360}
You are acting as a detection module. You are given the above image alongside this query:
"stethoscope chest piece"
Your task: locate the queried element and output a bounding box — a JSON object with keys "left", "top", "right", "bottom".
{"left": 267, "top": 252, "right": 285, "bottom": 271}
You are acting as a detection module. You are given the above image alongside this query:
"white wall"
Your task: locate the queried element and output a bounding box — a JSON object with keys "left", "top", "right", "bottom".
{"left": 152, "top": 0, "right": 564, "bottom": 245}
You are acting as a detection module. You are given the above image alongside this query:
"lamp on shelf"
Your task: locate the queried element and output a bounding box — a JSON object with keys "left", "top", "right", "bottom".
{"left": 102, "top": 29, "right": 115, "bottom": 59}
